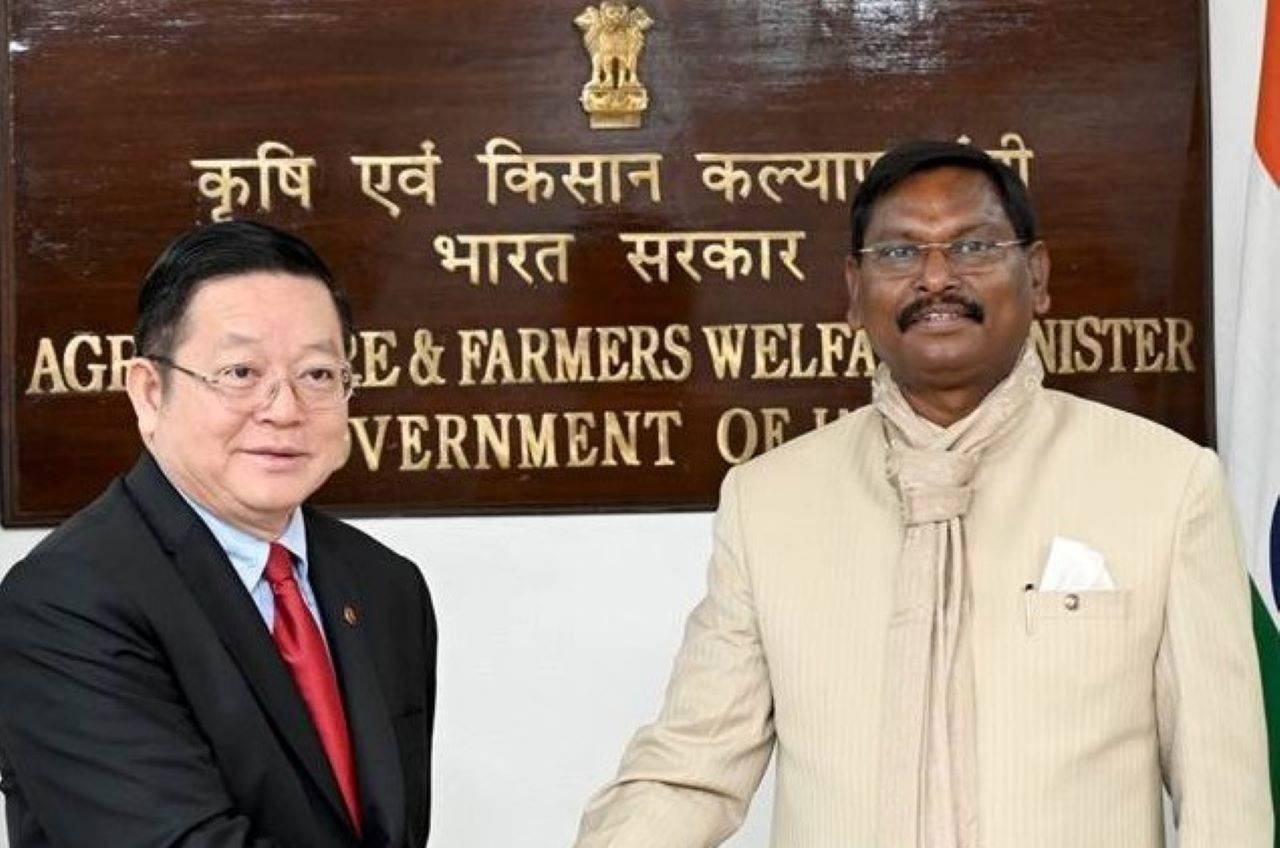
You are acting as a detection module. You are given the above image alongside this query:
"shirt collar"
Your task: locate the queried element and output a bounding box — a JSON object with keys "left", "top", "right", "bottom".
{"left": 178, "top": 491, "right": 310, "bottom": 593}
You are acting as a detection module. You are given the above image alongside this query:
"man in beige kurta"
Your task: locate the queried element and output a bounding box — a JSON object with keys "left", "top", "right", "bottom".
{"left": 573, "top": 140, "right": 1272, "bottom": 848}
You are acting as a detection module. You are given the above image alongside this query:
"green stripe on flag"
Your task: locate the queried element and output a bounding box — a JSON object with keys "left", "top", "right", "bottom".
{"left": 1250, "top": 579, "right": 1280, "bottom": 844}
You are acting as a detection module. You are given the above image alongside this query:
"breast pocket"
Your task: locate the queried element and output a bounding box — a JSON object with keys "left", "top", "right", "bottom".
{"left": 1024, "top": 589, "right": 1129, "bottom": 631}
{"left": 1019, "top": 589, "right": 1144, "bottom": 709}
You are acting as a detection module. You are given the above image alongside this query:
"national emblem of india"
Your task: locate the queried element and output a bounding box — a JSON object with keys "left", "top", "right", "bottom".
{"left": 573, "top": 1, "right": 653, "bottom": 129}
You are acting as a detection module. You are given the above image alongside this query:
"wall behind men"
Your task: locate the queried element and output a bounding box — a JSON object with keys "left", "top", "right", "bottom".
{"left": 0, "top": 1, "right": 1266, "bottom": 845}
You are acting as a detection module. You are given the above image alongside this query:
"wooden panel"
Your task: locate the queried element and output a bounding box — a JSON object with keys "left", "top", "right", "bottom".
{"left": 1, "top": 0, "right": 1210, "bottom": 524}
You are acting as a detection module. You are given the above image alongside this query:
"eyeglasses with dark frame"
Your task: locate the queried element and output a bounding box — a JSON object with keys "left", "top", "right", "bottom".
{"left": 856, "top": 238, "right": 1027, "bottom": 279}
{"left": 146, "top": 355, "right": 354, "bottom": 412}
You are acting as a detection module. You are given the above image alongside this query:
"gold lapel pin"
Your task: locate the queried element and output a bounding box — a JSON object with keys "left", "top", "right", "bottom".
{"left": 343, "top": 604, "right": 359, "bottom": 627}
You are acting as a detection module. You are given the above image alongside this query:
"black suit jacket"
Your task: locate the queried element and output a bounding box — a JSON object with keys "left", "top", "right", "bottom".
{"left": 0, "top": 454, "right": 436, "bottom": 847}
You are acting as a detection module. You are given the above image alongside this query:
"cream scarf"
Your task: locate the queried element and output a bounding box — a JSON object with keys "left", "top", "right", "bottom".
{"left": 872, "top": 342, "right": 1044, "bottom": 848}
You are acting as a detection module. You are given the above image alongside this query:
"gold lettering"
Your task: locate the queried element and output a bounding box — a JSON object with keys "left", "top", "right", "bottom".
{"left": 458, "top": 330, "right": 484, "bottom": 386}
{"left": 696, "top": 155, "right": 753, "bottom": 201}
{"left": 474, "top": 414, "right": 513, "bottom": 470}
{"left": 752, "top": 324, "right": 789, "bottom": 379}
{"left": 818, "top": 323, "right": 851, "bottom": 378}
{"left": 618, "top": 231, "right": 806, "bottom": 284}
{"left": 693, "top": 137, "right": 1029, "bottom": 205}
{"left": 714, "top": 407, "right": 794, "bottom": 461}
{"left": 437, "top": 414, "right": 471, "bottom": 469}
{"left": 716, "top": 408, "right": 758, "bottom": 464}
{"left": 349, "top": 415, "right": 393, "bottom": 472}
{"left": 702, "top": 324, "right": 749, "bottom": 379}
{"left": 190, "top": 141, "right": 315, "bottom": 222}
{"left": 597, "top": 327, "right": 628, "bottom": 382}
{"left": 26, "top": 337, "right": 69, "bottom": 395}
{"left": 518, "top": 413, "right": 560, "bottom": 469}
{"left": 787, "top": 323, "right": 819, "bottom": 378}
{"left": 630, "top": 326, "right": 661, "bottom": 382}
{"left": 662, "top": 325, "right": 693, "bottom": 381}
{"left": 1166, "top": 318, "right": 1196, "bottom": 372}
{"left": 644, "top": 410, "right": 681, "bottom": 466}
{"left": 399, "top": 415, "right": 433, "bottom": 471}
{"left": 433, "top": 233, "right": 574, "bottom": 286}
{"left": 1100, "top": 318, "right": 1134, "bottom": 372}
{"left": 350, "top": 142, "right": 441, "bottom": 218}
{"left": 602, "top": 411, "right": 641, "bottom": 466}
{"left": 1039, "top": 316, "right": 1200, "bottom": 374}
{"left": 408, "top": 330, "right": 446, "bottom": 386}
{"left": 477, "top": 137, "right": 662, "bottom": 206}
{"left": 189, "top": 161, "right": 251, "bottom": 222}
{"left": 847, "top": 328, "right": 877, "bottom": 377}
{"left": 517, "top": 329, "right": 555, "bottom": 384}
{"left": 987, "top": 132, "right": 1034, "bottom": 185}
{"left": 1030, "top": 320, "right": 1053, "bottom": 373}
{"left": 554, "top": 328, "right": 594, "bottom": 383}
{"left": 704, "top": 321, "right": 876, "bottom": 380}
{"left": 253, "top": 141, "right": 314, "bottom": 213}
{"left": 106, "top": 335, "right": 135, "bottom": 391}
{"left": 1072, "top": 315, "right": 1105, "bottom": 373}
{"left": 358, "top": 331, "right": 401, "bottom": 388}
{"left": 359, "top": 411, "right": 682, "bottom": 471}
{"left": 444, "top": 324, "right": 695, "bottom": 387}
{"left": 481, "top": 329, "right": 518, "bottom": 386}
{"left": 694, "top": 151, "right": 878, "bottom": 203}
{"left": 564, "top": 412, "right": 599, "bottom": 467}
{"left": 63, "top": 333, "right": 107, "bottom": 392}
{"left": 1132, "top": 318, "right": 1165, "bottom": 373}
{"left": 26, "top": 333, "right": 138, "bottom": 394}
{"left": 1054, "top": 319, "right": 1076, "bottom": 375}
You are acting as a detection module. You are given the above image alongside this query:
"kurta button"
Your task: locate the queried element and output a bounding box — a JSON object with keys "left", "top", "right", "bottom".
{"left": 1063, "top": 593, "right": 1080, "bottom": 611}
{"left": 343, "top": 604, "right": 359, "bottom": 626}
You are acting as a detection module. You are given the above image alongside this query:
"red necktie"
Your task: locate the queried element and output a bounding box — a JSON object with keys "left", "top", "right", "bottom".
{"left": 265, "top": 542, "right": 362, "bottom": 832}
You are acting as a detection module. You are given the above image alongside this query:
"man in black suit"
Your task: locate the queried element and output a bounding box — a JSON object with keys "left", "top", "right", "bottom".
{"left": 0, "top": 221, "right": 436, "bottom": 847}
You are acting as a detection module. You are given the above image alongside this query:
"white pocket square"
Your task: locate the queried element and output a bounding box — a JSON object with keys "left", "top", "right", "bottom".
{"left": 1039, "top": 536, "right": 1116, "bottom": 591}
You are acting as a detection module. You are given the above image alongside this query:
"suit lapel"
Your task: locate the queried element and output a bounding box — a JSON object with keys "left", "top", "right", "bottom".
{"left": 123, "top": 455, "right": 352, "bottom": 832}
{"left": 307, "top": 514, "right": 406, "bottom": 846}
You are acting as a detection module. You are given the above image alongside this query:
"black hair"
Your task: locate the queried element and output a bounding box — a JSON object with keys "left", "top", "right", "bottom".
{"left": 133, "top": 220, "right": 353, "bottom": 359}
{"left": 849, "top": 139, "right": 1037, "bottom": 254}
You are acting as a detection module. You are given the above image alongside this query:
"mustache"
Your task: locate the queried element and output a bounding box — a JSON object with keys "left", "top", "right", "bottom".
{"left": 896, "top": 294, "right": 985, "bottom": 332}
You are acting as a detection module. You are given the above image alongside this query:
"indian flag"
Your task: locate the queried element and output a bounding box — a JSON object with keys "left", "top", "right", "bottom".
{"left": 1219, "top": 0, "right": 1280, "bottom": 830}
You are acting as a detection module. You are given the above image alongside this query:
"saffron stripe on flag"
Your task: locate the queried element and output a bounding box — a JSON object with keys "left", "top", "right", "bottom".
{"left": 1260, "top": 0, "right": 1280, "bottom": 181}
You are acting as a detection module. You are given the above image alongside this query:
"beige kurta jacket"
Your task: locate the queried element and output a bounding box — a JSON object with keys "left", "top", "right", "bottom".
{"left": 575, "top": 390, "right": 1272, "bottom": 848}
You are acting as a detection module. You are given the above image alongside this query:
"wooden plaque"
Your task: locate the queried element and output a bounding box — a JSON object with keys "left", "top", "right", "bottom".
{"left": 1, "top": 0, "right": 1210, "bottom": 525}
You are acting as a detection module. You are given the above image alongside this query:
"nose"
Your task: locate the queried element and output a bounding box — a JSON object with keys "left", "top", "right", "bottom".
{"left": 916, "top": 244, "right": 958, "bottom": 293}
{"left": 255, "top": 376, "right": 305, "bottom": 423}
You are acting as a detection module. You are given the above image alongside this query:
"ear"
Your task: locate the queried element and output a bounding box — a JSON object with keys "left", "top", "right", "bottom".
{"left": 844, "top": 255, "right": 865, "bottom": 329}
{"left": 125, "top": 357, "right": 165, "bottom": 445}
{"left": 1026, "top": 240, "right": 1051, "bottom": 315}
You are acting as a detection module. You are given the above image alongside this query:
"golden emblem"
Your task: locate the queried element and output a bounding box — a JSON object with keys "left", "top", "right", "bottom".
{"left": 574, "top": 1, "right": 653, "bottom": 130}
